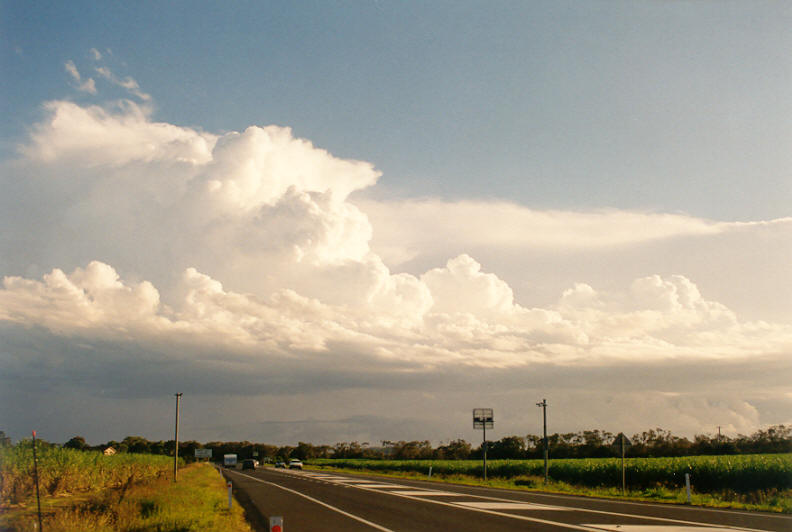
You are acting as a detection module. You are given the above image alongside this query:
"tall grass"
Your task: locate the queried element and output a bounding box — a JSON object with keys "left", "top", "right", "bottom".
{"left": 0, "top": 442, "right": 174, "bottom": 506}
{"left": 3, "top": 463, "right": 252, "bottom": 532}
{"left": 1, "top": 442, "right": 251, "bottom": 531}
{"left": 310, "top": 453, "right": 792, "bottom": 493}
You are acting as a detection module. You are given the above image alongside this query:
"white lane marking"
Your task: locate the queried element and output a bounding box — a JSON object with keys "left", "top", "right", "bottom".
{"left": 333, "top": 479, "right": 379, "bottom": 483}
{"left": 585, "top": 526, "right": 743, "bottom": 532}
{"left": 284, "top": 470, "right": 771, "bottom": 532}
{"left": 326, "top": 477, "right": 768, "bottom": 532}
{"left": 490, "top": 487, "right": 792, "bottom": 520}
{"left": 555, "top": 506, "right": 769, "bottom": 531}
{"left": 390, "top": 490, "right": 467, "bottom": 496}
{"left": 227, "top": 470, "right": 394, "bottom": 532}
{"left": 456, "top": 501, "right": 562, "bottom": 510}
{"left": 351, "top": 485, "right": 605, "bottom": 531}
{"left": 351, "top": 483, "right": 409, "bottom": 489}
{"left": 266, "top": 469, "right": 601, "bottom": 531}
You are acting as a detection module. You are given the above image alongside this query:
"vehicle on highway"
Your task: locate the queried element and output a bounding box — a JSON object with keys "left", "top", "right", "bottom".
{"left": 242, "top": 459, "right": 257, "bottom": 470}
{"left": 275, "top": 461, "right": 286, "bottom": 468}
{"left": 288, "top": 458, "right": 303, "bottom": 470}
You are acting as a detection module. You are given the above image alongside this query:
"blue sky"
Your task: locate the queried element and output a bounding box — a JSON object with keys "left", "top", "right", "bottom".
{"left": 3, "top": 1, "right": 790, "bottom": 219}
{"left": 0, "top": 2, "right": 790, "bottom": 445}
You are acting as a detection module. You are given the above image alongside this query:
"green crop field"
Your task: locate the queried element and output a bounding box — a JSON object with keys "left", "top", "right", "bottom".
{"left": 310, "top": 453, "right": 792, "bottom": 494}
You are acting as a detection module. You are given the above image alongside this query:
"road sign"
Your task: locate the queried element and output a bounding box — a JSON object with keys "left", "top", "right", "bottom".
{"left": 612, "top": 433, "right": 631, "bottom": 450}
{"left": 269, "top": 515, "right": 283, "bottom": 532}
{"left": 473, "top": 408, "right": 493, "bottom": 429}
{"left": 195, "top": 448, "right": 212, "bottom": 458}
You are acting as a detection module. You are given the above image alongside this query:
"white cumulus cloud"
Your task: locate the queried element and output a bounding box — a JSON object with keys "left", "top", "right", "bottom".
{"left": 1, "top": 93, "right": 790, "bottom": 443}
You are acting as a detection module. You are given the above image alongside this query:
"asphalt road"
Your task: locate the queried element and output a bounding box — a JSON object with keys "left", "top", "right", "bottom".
{"left": 221, "top": 466, "right": 791, "bottom": 532}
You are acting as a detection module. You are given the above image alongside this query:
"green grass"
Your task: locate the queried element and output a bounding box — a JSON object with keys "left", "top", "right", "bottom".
{"left": 307, "top": 454, "right": 792, "bottom": 513}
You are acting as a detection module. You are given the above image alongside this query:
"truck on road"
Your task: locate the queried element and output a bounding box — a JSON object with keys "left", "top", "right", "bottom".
{"left": 223, "top": 454, "right": 238, "bottom": 467}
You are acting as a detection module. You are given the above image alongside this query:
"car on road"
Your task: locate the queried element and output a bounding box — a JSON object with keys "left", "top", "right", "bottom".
{"left": 288, "top": 459, "right": 303, "bottom": 470}
{"left": 242, "top": 459, "right": 257, "bottom": 470}
{"left": 275, "top": 461, "right": 286, "bottom": 468}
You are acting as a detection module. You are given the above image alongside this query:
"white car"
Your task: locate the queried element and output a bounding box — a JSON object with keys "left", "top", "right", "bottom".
{"left": 288, "top": 459, "right": 303, "bottom": 470}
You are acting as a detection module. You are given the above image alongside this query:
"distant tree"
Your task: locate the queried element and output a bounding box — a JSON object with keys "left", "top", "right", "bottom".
{"left": 435, "top": 439, "right": 471, "bottom": 460}
{"left": 123, "top": 436, "right": 152, "bottom": 454}
{"left": 0, "top": 431, "right": 12, "bottom": 447}
{"left": 382, "top": 440, "right": 433, "bottom": 460}
{"left": 488, "top": 436, "right": 526, "bottom": 459}
{"left": 63, "top": 436, "right": 89, "bottom": 450}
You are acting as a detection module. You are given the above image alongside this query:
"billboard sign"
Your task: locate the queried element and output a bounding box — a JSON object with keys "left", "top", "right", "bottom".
{"left": 473, "top": 408, "right": 493, "bottom": 429}
{"left": 195, "top": 448, "right": 212, "bottom": 458}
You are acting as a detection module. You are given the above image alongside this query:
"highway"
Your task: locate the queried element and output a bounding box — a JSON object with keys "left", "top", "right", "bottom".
{"left": 221, "top": 466, "right": 790, "bottom": 531}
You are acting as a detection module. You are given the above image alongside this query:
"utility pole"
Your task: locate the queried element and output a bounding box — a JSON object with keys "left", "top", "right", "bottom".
{"left": 174, "top": 393, "right": 183, "bottom": 482}
{"left": 536, "top": 399, "right": 548, "bottom": 482}
{"left": 32, "top": 430, "right": 43, "bottom": 531}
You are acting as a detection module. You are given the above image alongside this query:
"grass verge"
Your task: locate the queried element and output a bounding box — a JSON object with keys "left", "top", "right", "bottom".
{"left": 1, "top": 463, "right": 253, "bottom": 531}
{"left": 307, "top": 464, "right": 792, "bottom": 514}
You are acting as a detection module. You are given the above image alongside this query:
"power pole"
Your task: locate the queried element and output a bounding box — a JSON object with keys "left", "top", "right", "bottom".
{"left": 483, "top": 420, "right": 487, "bottom": 481}
{"left": 32, "top": 430, "right": 43, "bottom": 531}
{"left": 174, "top": 393, "right": 183, "bottom": 482}
{"left": 536, "top": 399, "right": 548, "bottom": 482}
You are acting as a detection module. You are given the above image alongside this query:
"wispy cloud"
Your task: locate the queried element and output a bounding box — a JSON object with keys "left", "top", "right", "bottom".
{"left": 95, "top": 66, "right": 150, "bottom": 101}
{"left": 64, "top": 60, "right": 97, "bottom": 94}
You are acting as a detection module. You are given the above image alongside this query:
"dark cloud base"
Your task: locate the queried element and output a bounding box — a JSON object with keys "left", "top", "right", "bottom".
{"left": 1, "top": 324, "right": 788, "bottom": 444}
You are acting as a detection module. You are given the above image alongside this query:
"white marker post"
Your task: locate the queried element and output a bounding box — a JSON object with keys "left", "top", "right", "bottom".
{"left": 227, "top": 481, "right": 233, "bottom": 510}
{"left": 685, "top": 473, "right": 691, "bottom": 504}
{"left": 269, "top": 515, "right": 284, "bottom": 532}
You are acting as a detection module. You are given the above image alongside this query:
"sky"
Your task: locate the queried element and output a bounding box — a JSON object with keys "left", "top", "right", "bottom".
{"left": 0, "top": 1, "right": 790, "bottom": 447}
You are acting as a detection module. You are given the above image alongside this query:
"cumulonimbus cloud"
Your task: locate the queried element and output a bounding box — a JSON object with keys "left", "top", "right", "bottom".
{"left": 1, "top": 97, "right": 791, "bottom": 372}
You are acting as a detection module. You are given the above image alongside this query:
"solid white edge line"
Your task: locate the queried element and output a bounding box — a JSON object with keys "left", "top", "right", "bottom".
{"left": 227, "top": 470, "right": 394, "bottom": 532}
{"left": 477, "top": 486, "right": 792, "bottom": 520}
{"left": 298, "top": 470, "right": 773, "bottom": 532}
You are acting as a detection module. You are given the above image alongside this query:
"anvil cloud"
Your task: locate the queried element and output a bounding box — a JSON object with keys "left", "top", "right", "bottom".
{"left": 1, "top": 93, "right": 790, "bottom": 444}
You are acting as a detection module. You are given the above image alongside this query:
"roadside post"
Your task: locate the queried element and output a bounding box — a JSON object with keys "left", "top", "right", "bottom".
{"left": 612, "top": 433, "right": 631, "bottom": 494}
{"left": 685, "top": 473, "right": 692, "bottom": 504}
{"left": 473, "top": 408, "right": 493, "bottom": 481}
{"left": 227, "top": 481, "right": 233, "bottom": 510}
{"left": 269, "top": 515, "right": 284, "bottom": 532}
{"left": 173, "top": 392, "right": 183, "bottom": 482}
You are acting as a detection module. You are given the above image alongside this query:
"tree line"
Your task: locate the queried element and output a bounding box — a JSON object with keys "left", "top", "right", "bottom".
{"left": 3, "top": 425, "right": 788, "bottom": 461}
